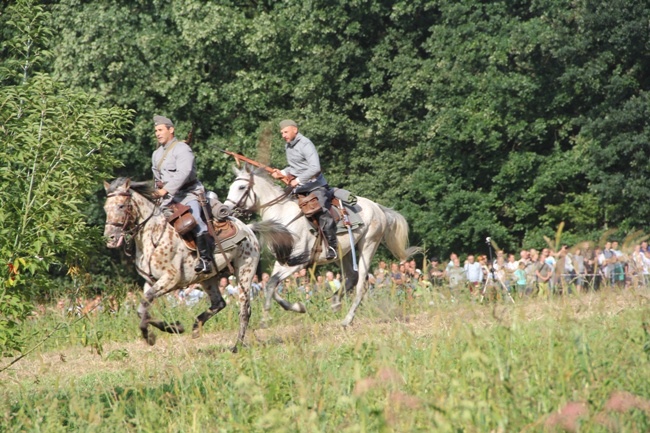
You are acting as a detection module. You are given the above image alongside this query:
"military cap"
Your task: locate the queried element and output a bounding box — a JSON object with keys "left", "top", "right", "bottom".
{"left": 279, "top": 119, "right": 298, "bottom": 129}
{"left": 153, "top": 115, "right": 174, "bottom": 127}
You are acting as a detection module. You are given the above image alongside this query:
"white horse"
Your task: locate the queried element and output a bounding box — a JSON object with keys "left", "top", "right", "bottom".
{"left": 226, "top": 166, "right": 420, "bottom": 326}
{"left": 103, "top": 177, "right": 295, "bottom": 351}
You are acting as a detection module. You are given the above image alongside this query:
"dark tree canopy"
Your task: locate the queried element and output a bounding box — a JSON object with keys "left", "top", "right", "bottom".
{"left": 4, "top": 0, "right": 650, "bottom": 272}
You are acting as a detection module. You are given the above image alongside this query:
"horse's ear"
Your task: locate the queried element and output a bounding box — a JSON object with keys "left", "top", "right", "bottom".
{"left": 231, "top": 164, "right": 244, "bottom": 176}
{"left": 124, "top": 178, "right": 131, "bottom": 190}
{"left": 103, "top": 181, "right": 111, "bottom": 192}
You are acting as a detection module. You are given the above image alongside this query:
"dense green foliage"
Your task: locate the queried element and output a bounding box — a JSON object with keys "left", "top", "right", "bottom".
{"left": 2, "top": 290, "right": 650, "bottom": 431}
{"left": 45, "top": 0, "right": 650, "bottom": 258}
{"left": 0, "top": 1, "right": 132, "bottom": 353}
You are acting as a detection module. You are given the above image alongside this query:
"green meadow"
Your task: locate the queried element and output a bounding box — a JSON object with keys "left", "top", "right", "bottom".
{"left": 2, "top": 288, "right": 650, "bottom": 432}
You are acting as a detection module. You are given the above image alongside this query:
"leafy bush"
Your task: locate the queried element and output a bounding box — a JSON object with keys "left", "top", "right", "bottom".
{"left": 0, "top": 0, "right": 132, "bottom": 355}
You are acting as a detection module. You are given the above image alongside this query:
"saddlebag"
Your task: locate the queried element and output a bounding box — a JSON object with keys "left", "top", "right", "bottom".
{"left": 298, "top": 193, "right": 322, "bottom": 217}
{"left": 167, "top": 203, "right": 197, "bottom": 235}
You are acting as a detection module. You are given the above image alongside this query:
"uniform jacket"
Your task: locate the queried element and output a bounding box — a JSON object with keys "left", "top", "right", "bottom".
{"left": 283, "top": 133, "right": 328, "bottom": 188}
{"left": 151, "top": 138, "right": 204, "bottom": 205}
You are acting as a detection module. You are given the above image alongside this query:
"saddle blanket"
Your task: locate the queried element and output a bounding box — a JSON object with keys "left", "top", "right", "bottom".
{"left": 183, "top": 217, "right": 246, "bottom": 251}
{"left": 334, "top": 202, "right": 364, "bottom": 234}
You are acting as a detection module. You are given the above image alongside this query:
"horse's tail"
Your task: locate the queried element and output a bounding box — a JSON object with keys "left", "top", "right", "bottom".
{"left": 249, "top": 220, "right": 309, "bottom": 266}
{"left": 379, "top": 205, "right": 423, "bottom": 261}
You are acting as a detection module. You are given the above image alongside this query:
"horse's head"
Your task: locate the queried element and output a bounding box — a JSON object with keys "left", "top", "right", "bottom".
{"left": 103, "top": 178, "right": 135, "bottom": 248}
{"left": 225, "top": 165, "right": 259, "bottom": 213}
{"left": 226, "top": 164, "right": 292, "bottom": 217}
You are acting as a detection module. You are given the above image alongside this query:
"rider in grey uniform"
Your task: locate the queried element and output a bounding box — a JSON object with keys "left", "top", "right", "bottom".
{"left": 272, "top": 119, "right": 338, "bottom": 260}
{"left": 151, "top": 115, "right": 213, "bottom": 273}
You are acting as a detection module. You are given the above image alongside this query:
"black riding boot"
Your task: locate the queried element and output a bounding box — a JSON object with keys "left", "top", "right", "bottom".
{"left": 194, "top": 233, "right": 214, "bottom": 274}
{"left": 319, "top": 211, "right": 338, "bottom": 260}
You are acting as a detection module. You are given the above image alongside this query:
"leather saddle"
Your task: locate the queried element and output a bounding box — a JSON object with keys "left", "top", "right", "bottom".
{"left": 167, "top": 203, "right": 239, "bottom": 251}
{"left": 300, "top": 196, "right": 363, "bottom": 235}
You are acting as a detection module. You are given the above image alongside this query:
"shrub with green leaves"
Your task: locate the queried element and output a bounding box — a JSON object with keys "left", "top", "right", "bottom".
{"left": 0, "top": 0, "right": 132, "bottom": 355}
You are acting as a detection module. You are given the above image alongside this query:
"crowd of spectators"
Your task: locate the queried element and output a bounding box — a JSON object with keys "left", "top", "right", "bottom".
{"left": 386, "top": 239, "right": 650, "bottom": 300}
{"left": 151, "top": 238, "right": 650, "bottom": 308}
{"left": 32, "top": 239, "right": 648, "bottom": 318}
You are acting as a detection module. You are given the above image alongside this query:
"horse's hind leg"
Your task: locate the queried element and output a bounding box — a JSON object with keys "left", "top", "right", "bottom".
{"left": 230, "top": 246, "right": 260, "bottom": 352}
{"left": 341, "top": 241, "right": 377, "bottom": 327}
{"left": 192, "top": 276, "right": 227, "bottom": 339}
{"left": 261, "top": 266, "right": 307, "bottom": 327}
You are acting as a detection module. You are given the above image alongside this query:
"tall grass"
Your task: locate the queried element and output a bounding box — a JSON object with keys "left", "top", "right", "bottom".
{"left": 2, "top": 287, "right": 650, "bottom": 432}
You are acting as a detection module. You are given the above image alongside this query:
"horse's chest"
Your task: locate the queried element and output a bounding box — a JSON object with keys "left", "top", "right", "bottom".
{"left": 138, "top": 241, "right": 190, "bottom": 273}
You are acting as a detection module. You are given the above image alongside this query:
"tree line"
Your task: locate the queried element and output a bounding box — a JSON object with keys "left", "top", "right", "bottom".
{"left": 45, "top": 0, "right": 650, "bottom": 251}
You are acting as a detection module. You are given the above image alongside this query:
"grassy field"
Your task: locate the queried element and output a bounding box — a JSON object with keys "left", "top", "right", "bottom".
{"left": 1, "top": 287, "right": 650, "bottom": 432}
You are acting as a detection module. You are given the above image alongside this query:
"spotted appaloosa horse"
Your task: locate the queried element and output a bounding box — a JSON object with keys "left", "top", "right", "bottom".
{"left": 226, "top": 166, "right": 421, "bottom": 327}
{"left": 103, "top": 177, "right": 294, "bottom": 351}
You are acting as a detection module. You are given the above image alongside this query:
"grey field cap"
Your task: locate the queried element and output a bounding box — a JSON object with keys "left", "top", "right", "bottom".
{"left": 279, "top": 119, "right": 298, "bottom": 129}
{"left": 153, "top": 115, "right": 174, "bottom": 127}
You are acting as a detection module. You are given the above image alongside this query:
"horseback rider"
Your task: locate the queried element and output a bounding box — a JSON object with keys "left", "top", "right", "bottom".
{"left": 271, "top": 119, "right": 338, "bottom": 260}
{"left": 151, "top": 115, "right": 213, "bottom": 274}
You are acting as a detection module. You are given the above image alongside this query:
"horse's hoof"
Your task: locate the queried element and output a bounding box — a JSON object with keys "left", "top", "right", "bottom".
{"left": 260, "top": 317, "right": 271, "bottom": 329}
{"left": 146, "top": 333, "right": 156, "bottom": 346}
{"left": 295, "top": 302, "right": 307, "bottom": 313}
{"left": 174, "top": 322, "right": 185, "bottom": 334}
{"left": 331, "top": 302, "right": 342, "bottom": 313}
{"left": 192, "top": 328, "right": 201, "bottom": 339}
{"left": 230, "top": 345, "right": 239, "bottom": 354}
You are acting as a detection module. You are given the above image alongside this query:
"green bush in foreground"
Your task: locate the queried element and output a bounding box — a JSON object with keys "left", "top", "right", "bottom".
{"left": 1, "top": 289, "right": 650, "bottom": 432}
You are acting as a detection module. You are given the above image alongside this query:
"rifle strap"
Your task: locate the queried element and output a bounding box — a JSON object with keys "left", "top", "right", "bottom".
{"left": 156, "top": 138, "right": 179, "bottom": 173}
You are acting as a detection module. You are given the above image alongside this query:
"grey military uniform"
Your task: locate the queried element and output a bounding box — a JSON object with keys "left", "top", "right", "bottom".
{"left": 282, "top": 130, "right": 337, "bottom": 258}
{"left": 152, "top": 137, "right": 207, "bottom": 233}
{"left": 283, "top": 133, "right": 329, "bottom": 206}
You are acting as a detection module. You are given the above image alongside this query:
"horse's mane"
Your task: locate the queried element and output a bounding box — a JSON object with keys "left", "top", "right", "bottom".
{"left": 106, "top": 177, "right": 157, "bottom": 202}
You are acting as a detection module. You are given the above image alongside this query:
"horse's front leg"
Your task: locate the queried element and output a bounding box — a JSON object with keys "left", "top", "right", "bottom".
{"left": 192, "top": 276, "right": 227, "bottom": 339}
{"left": 232, "top": 280, "right": 252, "bottom": 353}
{"left": 137, "top": 280, "right": 185, "bottom": 346}
{"left": 261, "top": 273, "right": 276, "bottom": 328}
{"left": 268, "top": 270, "right": 307, "bottom": 314}
{"left": 137, "top": 289, "right": 157, "bottom": 346}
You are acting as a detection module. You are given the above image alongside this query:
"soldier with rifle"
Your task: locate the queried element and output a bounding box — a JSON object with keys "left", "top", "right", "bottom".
{"left": 269, "top": 119, "right": 338, "bottom": 260}
{"left": 151, "top": 115, "right": 213, "bottom": 274}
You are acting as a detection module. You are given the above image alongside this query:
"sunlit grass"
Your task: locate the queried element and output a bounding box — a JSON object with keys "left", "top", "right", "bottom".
{"left": 2, "top": 286, "right": 650, "bottom": 432}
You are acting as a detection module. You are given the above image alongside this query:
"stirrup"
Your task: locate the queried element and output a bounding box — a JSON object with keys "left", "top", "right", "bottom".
{"left": 194, "top": 258, "right": 213, "bottom": 274}
{"left": 326, "top": 246, "right": 337, "bottom": 260}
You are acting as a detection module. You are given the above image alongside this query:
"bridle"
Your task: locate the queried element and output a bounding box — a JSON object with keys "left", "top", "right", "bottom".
{"left": 105, "top": 190, "right": 136, "bottom": 232}
{"left": 225, "top": 172, "right": 294, "bottom": 216}
{"left": 225, "top": 173, "right": 258, "bottom": 214}
{"left": 105, "top": 189, "right": 156, "bottom": 250}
